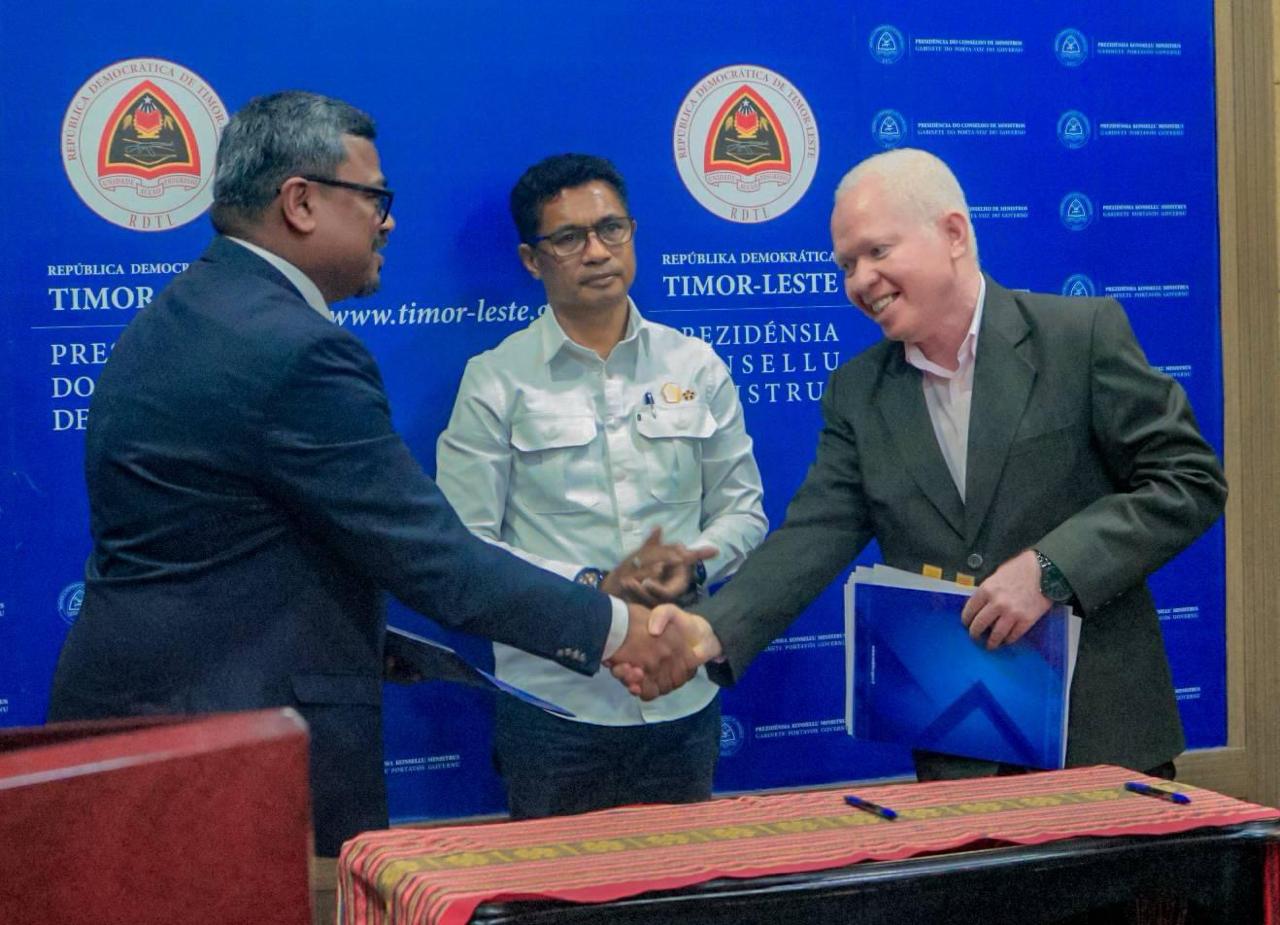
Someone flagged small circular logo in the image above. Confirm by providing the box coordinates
[1056,110,1092,149]
[58,582,85,626]
[869,25,906,65]
[1054,28,1089,67]
[1062,273,1097,297]
[61,58,228,232]
[673,64,820,224]
[1059,192,1095,231]
[719,714,746,757]
[871,109,908,149]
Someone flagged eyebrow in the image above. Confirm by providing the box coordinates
[543,213,627,234]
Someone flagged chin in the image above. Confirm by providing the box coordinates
[355,277,382,299]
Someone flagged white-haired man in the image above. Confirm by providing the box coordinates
[638,147,1225,781]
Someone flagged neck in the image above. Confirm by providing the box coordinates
[553,299,630,359]
[914,270,982,369]
[228,225,345,303]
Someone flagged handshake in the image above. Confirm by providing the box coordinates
[607,602,722,700]
[597,528,724,701]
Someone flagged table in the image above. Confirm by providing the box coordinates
[339,765,1280,925]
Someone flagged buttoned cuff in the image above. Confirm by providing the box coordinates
[601,596,630,660]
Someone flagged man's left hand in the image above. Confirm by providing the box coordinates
[961,550,1052,649]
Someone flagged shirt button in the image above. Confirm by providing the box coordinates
[966,553,984,570]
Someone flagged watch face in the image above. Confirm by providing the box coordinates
[1040,570,1071,603]
[574,568,603,589]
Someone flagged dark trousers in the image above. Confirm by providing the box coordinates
[912,749,1177,782]
[493,694,721,820]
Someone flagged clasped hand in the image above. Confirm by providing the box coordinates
[602,527,717,606]
[605,603,723,701]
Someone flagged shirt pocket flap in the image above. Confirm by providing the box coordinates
[635,402,716,440]
[510,412,597,452]
[291,673,381,706]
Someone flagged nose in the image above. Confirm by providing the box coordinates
[580,228,611,261]
[380,211,396,234]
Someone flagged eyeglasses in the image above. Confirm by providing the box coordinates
[301,175,395,222]
[531,216,635,258]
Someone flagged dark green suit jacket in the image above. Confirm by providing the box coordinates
[701,276,1226,772]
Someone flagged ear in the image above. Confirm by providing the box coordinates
[518,242,541,279]
[939,211,970,260]
[279,177,318,234]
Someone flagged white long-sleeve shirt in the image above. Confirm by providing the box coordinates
[437,301,767,725]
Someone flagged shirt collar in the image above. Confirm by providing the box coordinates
[225,236,333,322]
[536,297,648,364]
[904,274,987,378]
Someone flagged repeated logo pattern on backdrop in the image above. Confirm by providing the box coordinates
[1,3,1222,825]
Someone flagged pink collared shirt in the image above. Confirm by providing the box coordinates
[902,276,987,500]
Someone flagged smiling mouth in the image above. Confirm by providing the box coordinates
[868,293,897,315]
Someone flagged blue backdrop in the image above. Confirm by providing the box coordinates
[0,2,1223,824]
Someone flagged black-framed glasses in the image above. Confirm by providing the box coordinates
[531,216,635,258]
[301,175,395,222]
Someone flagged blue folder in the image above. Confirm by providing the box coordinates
[385,625,575,718]
[847,579,1075,768]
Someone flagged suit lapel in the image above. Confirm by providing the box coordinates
[964,277,1036,545]
[877,352,965,537]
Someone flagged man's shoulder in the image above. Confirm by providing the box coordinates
[466,319,544,370]
[831,336,898,387]
[640,315,724,366]
[153,248,366,381]
[990,277,1119,329]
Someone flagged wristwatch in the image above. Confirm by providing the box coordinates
[573,567,607,590]
[1033,550,1074,604]
[676,561,708,607]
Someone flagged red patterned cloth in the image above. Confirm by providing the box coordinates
[338,764,1280,925]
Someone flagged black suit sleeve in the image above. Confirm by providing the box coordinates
[1035,299,1226,612]
[257,327,612,674]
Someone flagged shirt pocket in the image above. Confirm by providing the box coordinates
[510,411,599,514]
[634,401,716,503]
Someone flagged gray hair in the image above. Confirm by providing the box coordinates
[834,148,979,263]
[210,90,376,234]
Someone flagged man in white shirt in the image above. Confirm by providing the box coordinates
[437,153,767,818]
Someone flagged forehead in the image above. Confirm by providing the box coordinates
[538,180,624,229]
[337,134,383,181]
[831,179,916,249]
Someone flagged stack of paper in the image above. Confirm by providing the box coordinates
[844,565,1080,768]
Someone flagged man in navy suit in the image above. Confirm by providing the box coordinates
[47,91,697,856]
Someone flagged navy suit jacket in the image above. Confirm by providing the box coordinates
[49,236,612,854]
[702,277,1226,773]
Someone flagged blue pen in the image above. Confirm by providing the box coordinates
[1124,781,1191,805]
[643,391,656,417]
[844,794,898,820]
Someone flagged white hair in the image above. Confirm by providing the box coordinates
[834,148,979,263]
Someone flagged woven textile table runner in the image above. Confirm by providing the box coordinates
[339,764,1280,925]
